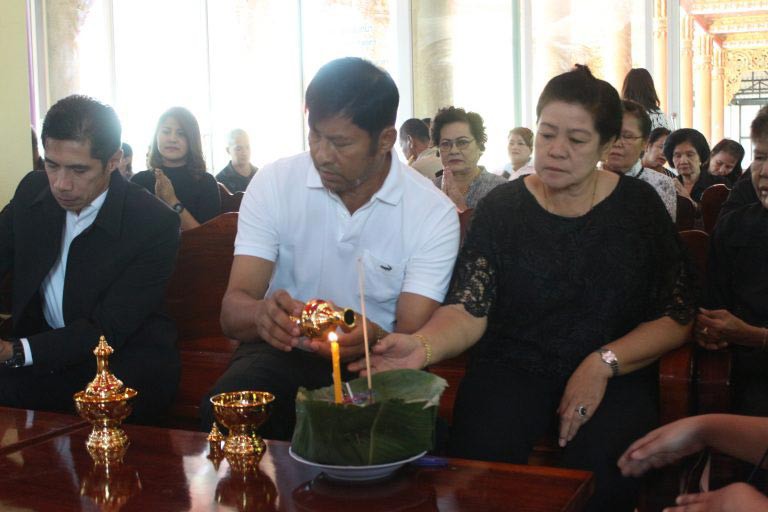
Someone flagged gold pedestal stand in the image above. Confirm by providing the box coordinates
[73,336,138,464]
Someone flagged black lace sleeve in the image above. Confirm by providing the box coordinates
[444,196,499,318]
[649,218,699,325]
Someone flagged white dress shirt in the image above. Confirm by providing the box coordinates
[20,189,109,365]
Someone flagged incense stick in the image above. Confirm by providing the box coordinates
[357,258,373,395]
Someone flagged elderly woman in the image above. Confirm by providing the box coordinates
[708,138,745,188]
[132,107,221,230]
[431,107,507,211]
[352,66,695,511]
[603,100,677,220]
[641,127,675,178]
[502,127,535,181]
[697,110,768,417]
[663,128,727,204]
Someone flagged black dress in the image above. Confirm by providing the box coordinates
[446,175,696,512]
[707,203,768,417]
[132,165,221,224]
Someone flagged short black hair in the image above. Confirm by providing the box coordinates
[41,95,121,167]
[399,118,430,142]
[663,128,710,168]
[648,127,671,146]
[431,107,487,152]
[536,65,622,146]
[622,99,652,139]
[305,57,399,138]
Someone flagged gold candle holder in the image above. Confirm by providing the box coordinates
[73,336,138,463]
[210,391,275,471]
[290,299,356,339]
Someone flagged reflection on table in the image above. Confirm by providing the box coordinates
[0,407,593,511]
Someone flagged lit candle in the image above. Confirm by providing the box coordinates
[329,332,343,404]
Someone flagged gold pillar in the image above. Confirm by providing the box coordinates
[711,45,725,143]
[652,0,668,112]
[680,14,694,129]
[694,32,712,143]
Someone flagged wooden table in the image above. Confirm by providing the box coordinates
[0,407,593,511]
[0,407,86,455]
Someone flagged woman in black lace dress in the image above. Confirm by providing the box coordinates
[353,66,696,512]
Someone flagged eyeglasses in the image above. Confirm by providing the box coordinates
[439,138,474,152]
[619,132,644,143]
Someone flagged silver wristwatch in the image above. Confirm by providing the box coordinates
[597,348,619,377]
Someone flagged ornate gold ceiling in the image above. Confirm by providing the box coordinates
[681,0,768,102]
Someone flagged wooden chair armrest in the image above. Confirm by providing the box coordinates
[694,345,732,414]
[659,342,694,425]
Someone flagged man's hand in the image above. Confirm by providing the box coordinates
[307,312,383,361]
[0,339,11,362]
[253,289,304,352]
[347,333,426,375]
[664,483,768,512]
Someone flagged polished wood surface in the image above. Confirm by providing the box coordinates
[0,407,593,511]
[0,407,86,455]
[164,212,239,425]
[700,184,729,235]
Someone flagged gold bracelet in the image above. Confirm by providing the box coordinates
[414,334,432,368]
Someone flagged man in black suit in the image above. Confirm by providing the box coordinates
[0,95,181,421]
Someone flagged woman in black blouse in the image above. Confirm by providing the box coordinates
[664,128,728,204]
[353,66,695,512]
[132,107,220,230]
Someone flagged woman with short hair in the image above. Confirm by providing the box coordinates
[354,65,695,512]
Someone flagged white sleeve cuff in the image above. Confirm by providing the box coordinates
[20,338,33,367]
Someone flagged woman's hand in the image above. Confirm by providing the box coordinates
[557,354,610,447]
[696,308,752,350]
[442,169,468,212]
[154,169,178,205]
[664,482,768,512]
[674,179,692,200]
[618,416,706,477]
[347,333,426,375]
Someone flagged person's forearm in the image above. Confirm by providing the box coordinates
[178,209,201,231]
[414,304,486,364]
[699,414,768,467]
[604,316,692,375]
[736,323,768,349]
[220,289,264,342]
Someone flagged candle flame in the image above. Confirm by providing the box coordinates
[328,331,338,342]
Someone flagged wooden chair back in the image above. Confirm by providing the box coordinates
[700,184,730,234]
[164,212,239,425]
[218,182,244,213]
[676,195,696,231]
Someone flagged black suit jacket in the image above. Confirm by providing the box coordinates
[0,170,181,381]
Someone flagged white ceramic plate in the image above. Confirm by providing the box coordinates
[288,448,427,482]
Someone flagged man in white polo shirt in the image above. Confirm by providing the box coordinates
[202,57,459,439]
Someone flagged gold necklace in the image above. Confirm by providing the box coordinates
[542,171,599,216]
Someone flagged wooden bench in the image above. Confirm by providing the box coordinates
[218,182,244,213]
[700,184,730,235]
[163,212,239,429]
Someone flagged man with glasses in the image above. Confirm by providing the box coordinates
[201,57,459,439]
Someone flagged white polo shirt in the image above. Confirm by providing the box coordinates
[235,151,459,332]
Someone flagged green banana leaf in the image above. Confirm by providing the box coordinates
[291,369,447,466]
